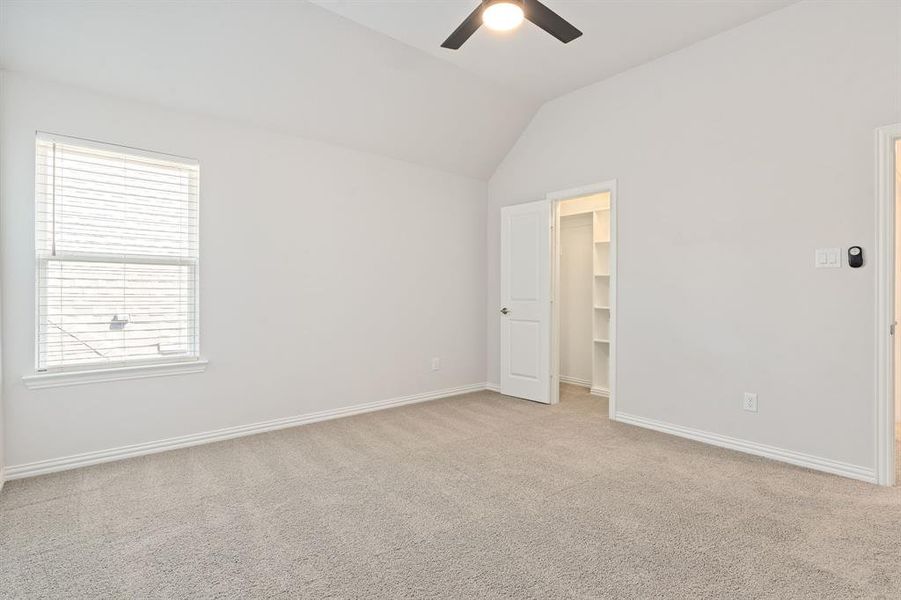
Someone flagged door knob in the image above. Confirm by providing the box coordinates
[500,307,510,315]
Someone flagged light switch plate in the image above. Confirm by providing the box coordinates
[815,248,841,268]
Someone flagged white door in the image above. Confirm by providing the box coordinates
[500,200,551,403]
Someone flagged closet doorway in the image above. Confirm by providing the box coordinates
[497,180,616,411]
[550,184,616,411]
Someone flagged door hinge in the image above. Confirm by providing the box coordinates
[892,321,897,336]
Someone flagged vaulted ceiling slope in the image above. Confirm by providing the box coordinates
[312,0,795,102]
[0,0,537,180]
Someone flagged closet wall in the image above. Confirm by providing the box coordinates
[559,213,593,384]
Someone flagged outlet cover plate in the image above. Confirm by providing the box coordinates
[743,392,758,412]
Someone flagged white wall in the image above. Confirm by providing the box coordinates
[559,214,593,383]
[487,1,901,472]
[1,72,487,469]
[0,0,537,180]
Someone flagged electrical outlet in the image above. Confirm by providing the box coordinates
[743,392,758,412]
[431,357,440,371]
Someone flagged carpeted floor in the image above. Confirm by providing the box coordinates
[2,384,901,599]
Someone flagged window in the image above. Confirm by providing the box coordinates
[34,133,200,373]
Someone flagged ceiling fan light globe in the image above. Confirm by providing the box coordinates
[482,2,524,32]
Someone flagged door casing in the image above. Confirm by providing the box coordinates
[548,181,617,413]
[875,124,901,486]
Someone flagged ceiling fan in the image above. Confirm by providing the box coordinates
[441,0,582,50]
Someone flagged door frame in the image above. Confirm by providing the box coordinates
[875,123,901,486]
[548,180,617,417]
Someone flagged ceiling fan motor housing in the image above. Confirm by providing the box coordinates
[483,0,523,7]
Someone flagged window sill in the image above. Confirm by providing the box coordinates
[22,359,208,390]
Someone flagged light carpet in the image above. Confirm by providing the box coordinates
[2,384,901,599]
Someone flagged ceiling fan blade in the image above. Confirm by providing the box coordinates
[441,4,485,49]
[524,0,582,44]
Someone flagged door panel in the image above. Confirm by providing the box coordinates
[509,213,540,300]
[500,200,550,403]
[509,320,539,377]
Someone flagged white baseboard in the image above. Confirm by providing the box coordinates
[559,375,591,387]
[486,381,604,398]
[614,412,876,484]
[4,382,490,481]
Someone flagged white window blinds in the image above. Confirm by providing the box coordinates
[35,133,200,372]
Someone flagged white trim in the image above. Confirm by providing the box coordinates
[559,375,591,387]
[875,123,901,485]
[551,196,562,405]
[608,182,617,418]
[546,182,613,203]
[615,412,876,484]
[36,130,199,165]
[22,359,209,390]
[486,382,501,392]
[3,382,489,480]
[40,253,198,267]
[547,180,617,415]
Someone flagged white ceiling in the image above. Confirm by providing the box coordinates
[312,0,796,102]
[0,0,537,179]
[1,1,796,180]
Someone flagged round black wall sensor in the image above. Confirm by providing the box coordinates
[848,246,863,268]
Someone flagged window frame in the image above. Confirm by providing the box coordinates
[27,132,204,386]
